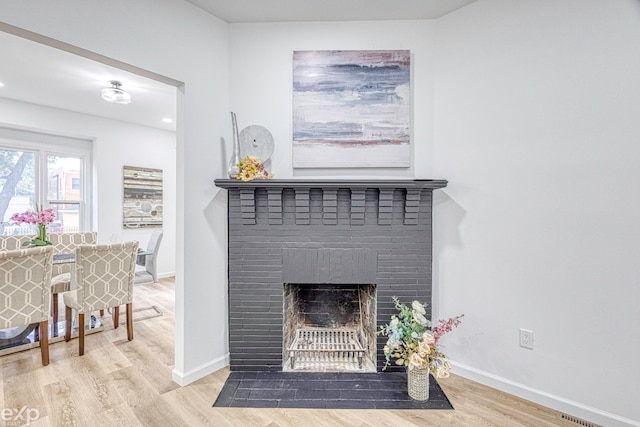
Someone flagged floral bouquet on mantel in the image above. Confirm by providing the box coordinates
[378,296,463,378]
[10,206,56,246]
[236,156,274,182]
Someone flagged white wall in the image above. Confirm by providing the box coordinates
[0,98,176,277]
[1,0,231,385]
[229,20,436,178]
[434,0,640,425]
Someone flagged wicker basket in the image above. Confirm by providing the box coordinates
[407,365,430,401]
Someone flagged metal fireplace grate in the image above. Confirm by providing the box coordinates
[287,327,365,371]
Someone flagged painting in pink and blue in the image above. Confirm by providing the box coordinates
[293,50,411,168]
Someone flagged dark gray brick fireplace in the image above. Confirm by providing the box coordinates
[214,179,447,372]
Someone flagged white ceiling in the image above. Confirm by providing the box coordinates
[0,0,477,133]
[0,30,178,132]
[185,0,477,23]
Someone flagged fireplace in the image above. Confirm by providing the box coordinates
[214,179,447,372]
[283,282,377,372]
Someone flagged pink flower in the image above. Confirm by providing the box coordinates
[11,208,56,226]
[432,315,464,344]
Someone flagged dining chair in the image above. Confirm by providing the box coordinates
[49,232,97,326]
[0,235,34,250]
[63,241,138,355]
[134,229,163,285]
[0,246,53,365]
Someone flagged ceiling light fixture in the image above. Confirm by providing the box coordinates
[101,80,132,104]
[162,117,173,123]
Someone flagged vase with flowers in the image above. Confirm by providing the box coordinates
[236,156,274,182]
[378,297,463,401]
[10,206,56,246]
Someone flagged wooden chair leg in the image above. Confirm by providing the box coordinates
[52,293,59,325]
[39,320,49,366]
[78,313,85,356]
[126,303,134,341]
[65,306,72,342]
[100,309,104,317]
[113,306,120,329]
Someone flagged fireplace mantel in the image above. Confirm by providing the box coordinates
[215,178,447,227]
[214,178,448,190]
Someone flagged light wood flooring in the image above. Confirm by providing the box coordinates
[0,277,576,427]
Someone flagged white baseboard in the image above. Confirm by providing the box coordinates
[450,361,639,427]
[172,353,229,386]
[158,272,175,279]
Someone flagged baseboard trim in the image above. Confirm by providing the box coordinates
[450,361,639,427]
[172,353,229,386]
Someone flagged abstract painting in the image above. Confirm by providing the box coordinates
[293,50,411,168]
[123,166,163,228]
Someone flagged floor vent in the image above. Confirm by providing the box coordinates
[561,413,601,427]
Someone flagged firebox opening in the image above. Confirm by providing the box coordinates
[283,283,377,372]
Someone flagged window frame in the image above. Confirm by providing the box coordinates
[0,129,93,233]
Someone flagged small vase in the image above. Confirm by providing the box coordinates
[37,223,47,242]
[407,365,430,401]
[227,112,241,178]
[25,223,52,247]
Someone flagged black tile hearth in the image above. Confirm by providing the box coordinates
[213,371,454,410]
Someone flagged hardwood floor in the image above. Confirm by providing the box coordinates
[0,278,575,427]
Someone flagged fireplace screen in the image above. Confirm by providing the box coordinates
[283,283,376,372]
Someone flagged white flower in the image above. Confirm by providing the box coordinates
[436,366,450,378]
[422,332,435,345]
[409,352,426,369]
[414,311,428,325]
[417,341,431,354]
[412,300,426,315]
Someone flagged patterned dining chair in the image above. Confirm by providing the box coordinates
[63,241,138,355]
[49,232,97,325]
[0,246,53,365]
[0,235,34,250]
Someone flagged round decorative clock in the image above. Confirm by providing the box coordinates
[238,125,274,161]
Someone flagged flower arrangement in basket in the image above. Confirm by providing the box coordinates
[236,156,274,182]
[10,206,56,246]
[378,297,463,379]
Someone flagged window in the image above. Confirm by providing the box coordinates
[0,128,91,235]
[0,149,36,235]
[47,155,83,233]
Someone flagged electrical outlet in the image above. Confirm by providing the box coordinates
[519,329,534,349]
